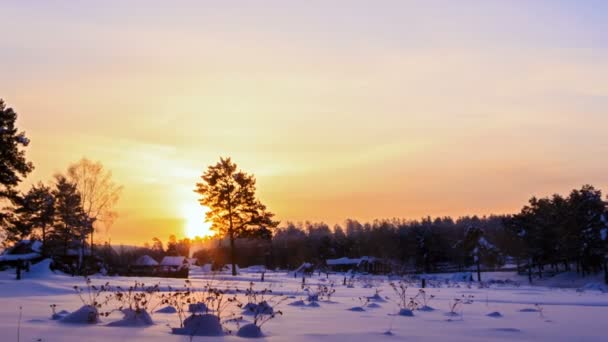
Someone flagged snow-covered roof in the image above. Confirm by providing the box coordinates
[160,256,186,266]
[478,237,497,250]
[293,262,313,274]
[31,240,43,253]
[0,252,41,261]
[327,256,378,266]
[134,255,158,266]
[327,257,361,266]
[1,240,43,260]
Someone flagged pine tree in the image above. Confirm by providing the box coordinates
[567,185,605,276]
[51,176,92,258]
[0,100,34,199]
[166,235,179,256]
[20,183,55,254]
[2,206,32,245]
[195,157,278,276]
[463,225,499,282]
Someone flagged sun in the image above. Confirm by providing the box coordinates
[182,203,214,239]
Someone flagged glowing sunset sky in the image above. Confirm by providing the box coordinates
[1,1,607,244]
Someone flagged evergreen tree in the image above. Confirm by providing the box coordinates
[1,207,32,244]
[166,234,179,256]
[195,157,278,276]
[20,183,55,253]
[463,225,499,281]
[51,176,92,258]
[566,185,605,275]
[0,99,34,199]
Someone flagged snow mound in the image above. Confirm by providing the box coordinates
[107,309,154,327]
[577,282,608,293]
[367,303,382,309]
[418,305,435,312]
[451,272,472,282]
[307,302,320,308]
[237,323,264,338]
[172,314,223,336]
[52,310,70,320]
[188,302,208,313]
[487,311,503,318]
[241,265,266,273]
[288,300,306,307]
[242,301,273,316]
[398,308,414,317]
[28,259,55,278]
[493,328,522,333]
[519,308,539,313]
[60,305,99,324]
[348,306,365,312]
[367,293,386,302]
[156,306,177,314]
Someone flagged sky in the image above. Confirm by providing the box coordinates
[1,1,607,245]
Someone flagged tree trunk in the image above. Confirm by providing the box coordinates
[604,259,608,285]
[41,225,46,256]
[230,232,237,276]
[528,258,533,284]
[476,260,481,282]
[79,238,84,273]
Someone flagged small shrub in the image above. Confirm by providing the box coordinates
[73,277,112,313]
[389,280,409,310]
[238,282,286,328]
[160,281,193,328]
[535,303,545,319]
[345,276,356,288]
[413,289,435,310]
[303,282,336,303]
[447,298,462,316]
[112,281,162,316]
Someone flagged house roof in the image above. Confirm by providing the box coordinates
[327,257,360,266]
[160,256,186,266]
[0,252,41,261]
[326,256,378,266]
[0,240,43,261]
[134,255,159,266]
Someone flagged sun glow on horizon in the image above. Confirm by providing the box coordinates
[183,203,214,239]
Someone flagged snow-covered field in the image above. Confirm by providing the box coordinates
[1,261,607,341]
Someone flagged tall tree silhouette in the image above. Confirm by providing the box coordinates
[195,157,278,276]
[52,175,92,260]
[0,99,33,200]
[14,183,55,253]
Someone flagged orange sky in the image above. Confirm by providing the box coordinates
[1,1,607,245]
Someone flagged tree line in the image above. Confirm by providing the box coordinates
[0,99,122,273]
[136,184,607,285]
[190,157,608,283]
